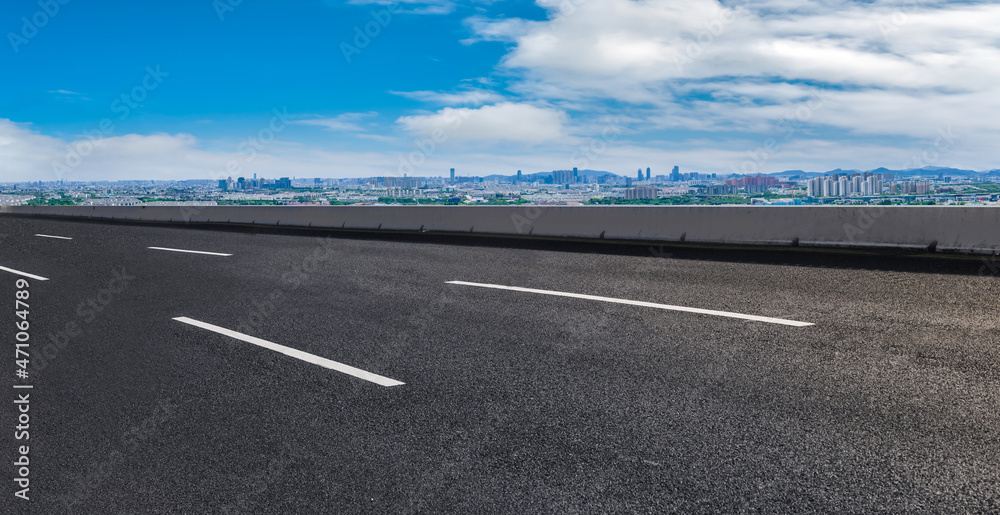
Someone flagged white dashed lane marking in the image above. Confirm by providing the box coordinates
[447,281,813,327]
[148,247,232,257]
[0,266,49,281]
[173,317,405,387]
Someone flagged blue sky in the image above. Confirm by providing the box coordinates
[1,0,998,181]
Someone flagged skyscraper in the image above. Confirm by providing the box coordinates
[517,170,522,183]
[646,167,651,181]
[637,168,643,181]
[552,169,575,184]
[671,166,681,181]
[450,168,455,184]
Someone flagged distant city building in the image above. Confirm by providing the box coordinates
[552,169,576,184]
[450,168,455,184]
[637,168,643,181]
[670,165,681,181]
[646,167,651,181]
[702,185,738,195]
[516,170,522,183]
[381,176,423,188]
[808,174,883,197]
[625,185,658,200]
[725,174,779,189]
[899,180,931,195]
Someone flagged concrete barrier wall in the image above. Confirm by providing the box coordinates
[3,205,999,254]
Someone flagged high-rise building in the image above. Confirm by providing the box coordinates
[450,168,455,184]
[646,167,651,181]
[670,166,681,181]
[573,167,579,182]
[724,175,779,188]
[807,177,820,197]
[637,168,643,181]
[625,185,658,200]
[516,170,522,183]
[552,169,575,184]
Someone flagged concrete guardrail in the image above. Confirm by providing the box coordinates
[2,205,998,254]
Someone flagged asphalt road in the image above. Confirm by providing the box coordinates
[2,216,1000,514]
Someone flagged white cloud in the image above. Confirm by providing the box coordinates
[0,119,400,182]
[390,88,505,106]
[0,116,991,184]
[466,0,1000,163]
[291,112,379,132]
[345,0,456,15]
[396,102,571,143]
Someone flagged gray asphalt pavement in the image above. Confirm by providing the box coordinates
[2,216,1000,513]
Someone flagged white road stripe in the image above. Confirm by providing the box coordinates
[0,266,49,281]
[148,246,232,256]
[447,281,813,327]
[34,234,73,240]
[172,317,405,387]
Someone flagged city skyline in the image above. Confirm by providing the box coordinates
[2,1,999,183]
[3,162,996,186]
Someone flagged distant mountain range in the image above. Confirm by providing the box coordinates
[769,166,1000,179]
[482,169,621,181]
[483,166,1000,181]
